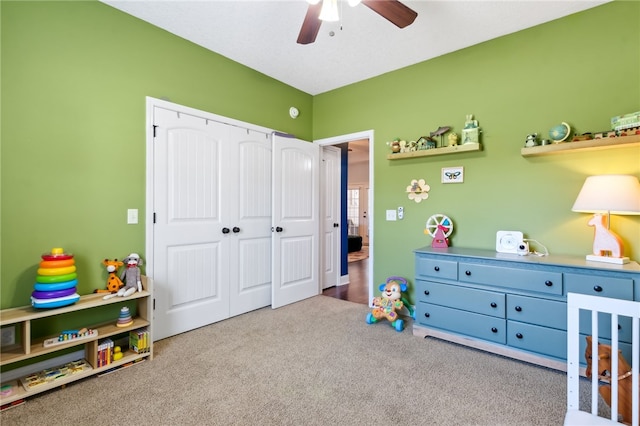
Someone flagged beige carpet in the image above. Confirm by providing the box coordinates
[1,295,600,425]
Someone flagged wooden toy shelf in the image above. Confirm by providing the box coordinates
[0,276,153,406]
[521,134,640,157]
[387,143,481,160]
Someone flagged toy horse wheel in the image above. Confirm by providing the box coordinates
[394,319,404,332]
[425,214,453,238]
[366,313,376,324]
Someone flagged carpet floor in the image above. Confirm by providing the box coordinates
[1,295,602,425]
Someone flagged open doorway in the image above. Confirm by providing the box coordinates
[316,131,373,305]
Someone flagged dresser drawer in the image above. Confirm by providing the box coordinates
[416,256,457,281]
[578,311,633,343]
[416,302,506,344]
[458,263,562,295]
[565,273,633,300]
[417,280,505,318]
[507,321,566,360]
[507,295,566,330]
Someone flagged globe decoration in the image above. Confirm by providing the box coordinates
[549,122,571,143]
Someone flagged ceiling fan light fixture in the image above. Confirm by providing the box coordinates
[319,0,339,22]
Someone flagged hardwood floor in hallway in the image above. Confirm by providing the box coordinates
[322,255,369,305]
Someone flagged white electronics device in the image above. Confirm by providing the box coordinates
[496,230,524,254]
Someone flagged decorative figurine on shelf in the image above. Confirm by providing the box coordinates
[524,133,538,147]
[103,253,143,299]
[462,114,481,144]
[388,139,401,153]
[430,126,451,147]
[448,132,459,147]
[366,276,410,332]
[95,259,124,294]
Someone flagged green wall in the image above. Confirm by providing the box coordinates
[1,1,639,312]
[313,1,640,293]
[0,1,312,309]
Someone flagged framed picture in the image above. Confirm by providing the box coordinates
[441,166,464,184]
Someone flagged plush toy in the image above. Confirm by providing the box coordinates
[95,259,124,294]
[366,276,411,332]
[103,253,143,299]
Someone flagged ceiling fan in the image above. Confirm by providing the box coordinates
[297,0,418,45]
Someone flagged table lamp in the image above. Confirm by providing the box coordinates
[571,175,640,264]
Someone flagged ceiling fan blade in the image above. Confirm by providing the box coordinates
[362,0,418,28]
[297,3,323,45]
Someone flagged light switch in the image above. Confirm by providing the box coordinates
[386,210,397,221]
[127,209,138,224]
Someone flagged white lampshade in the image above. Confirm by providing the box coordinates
[572,175,640,215]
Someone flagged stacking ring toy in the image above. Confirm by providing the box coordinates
[32,287,77,299]
[31,293,80,309]
[34,279,78,292]
[39,258,75,268]
[41,253,73,261]
[36,272,77,284]
[37,265,76,276]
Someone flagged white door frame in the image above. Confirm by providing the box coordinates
[314,130,374,304]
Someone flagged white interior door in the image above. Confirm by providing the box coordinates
[228,126,272,317]
[152,106,231,340]
[321,146,341,290]
[272,134,320,309]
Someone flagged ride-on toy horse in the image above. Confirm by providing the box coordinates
[585,336,638,425]
[366,276,413,332]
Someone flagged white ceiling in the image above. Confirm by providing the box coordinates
[101,0,610,95]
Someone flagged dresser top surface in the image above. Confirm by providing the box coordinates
[414,246,640,273]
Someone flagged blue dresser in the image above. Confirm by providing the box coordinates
[413,246,640,371]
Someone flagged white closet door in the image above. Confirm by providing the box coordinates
[272,134,320,309]
[152,107,231,340]
[228,126,272,316]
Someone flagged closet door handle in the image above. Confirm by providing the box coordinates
[232,227,240,233]
[333,223,339,228]
[275,227,283,233]
[222,227,230,234]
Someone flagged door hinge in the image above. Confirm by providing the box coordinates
[153,125,158,138]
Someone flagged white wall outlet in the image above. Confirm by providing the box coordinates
[127,209,138,224]
[397,206,404,220]
[1,326,16,346]
[386,210,397,221]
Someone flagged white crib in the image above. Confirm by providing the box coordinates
[565,292,640,425]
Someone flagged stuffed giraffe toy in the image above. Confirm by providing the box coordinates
[95,259,124,294]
